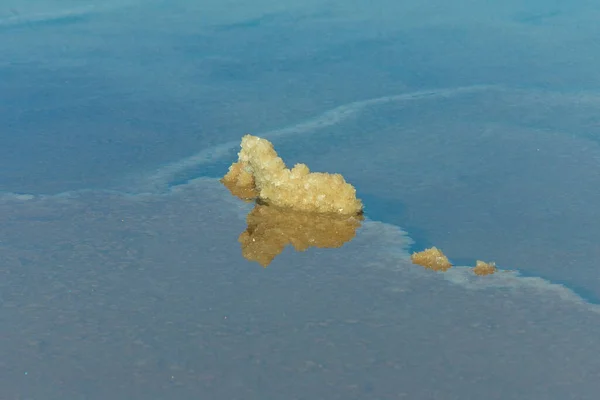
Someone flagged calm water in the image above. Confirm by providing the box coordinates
[2,1,600,399]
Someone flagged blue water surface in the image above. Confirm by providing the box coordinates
[2,1,600,399]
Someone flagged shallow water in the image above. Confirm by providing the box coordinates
[3,180,600,399]
[2,1,600,398]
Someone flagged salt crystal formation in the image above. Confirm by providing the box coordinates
[473,260,497,276]
[222,135,363,215]
[411,246,453,272]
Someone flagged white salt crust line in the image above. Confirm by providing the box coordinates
[1,181,599,313]
[138,84,500,192]
[341,220,600,314]
[442,267,600,314]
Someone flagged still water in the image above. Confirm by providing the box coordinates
[2,1,600,398]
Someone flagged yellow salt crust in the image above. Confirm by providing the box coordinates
[222,134,363,215]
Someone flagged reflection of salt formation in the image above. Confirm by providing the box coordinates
[239,204,363,267]
[411,246,453,272]
[473,260,497,276]
[222,135,363,215]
